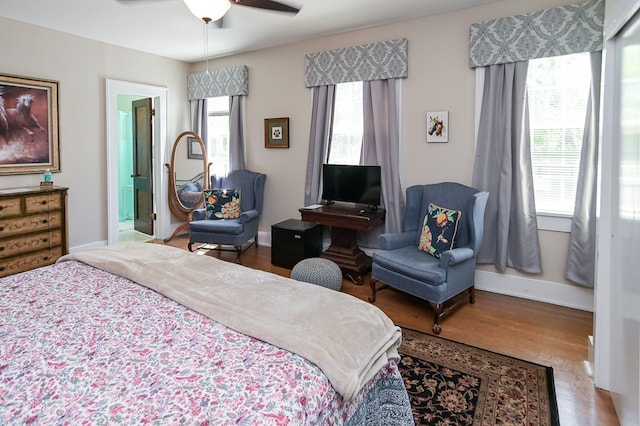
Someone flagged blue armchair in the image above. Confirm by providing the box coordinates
[188,169,266,262]
[369,182,489,334]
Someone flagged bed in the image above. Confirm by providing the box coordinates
[0,243,413,425]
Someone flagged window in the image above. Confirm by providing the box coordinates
[207,96,230,176]
[527,53,591,217]
[328,82,363,165]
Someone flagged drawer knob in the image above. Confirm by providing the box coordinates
[43,256,49,261]
[0,206,3,211]
[42,219,48,224]
[43,238,48,243]
[41,200,48,205]
[0,246,4,251]
[0,267,4,272]
[0,226,4,232]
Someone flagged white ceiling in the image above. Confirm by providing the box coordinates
[0,0,500,63]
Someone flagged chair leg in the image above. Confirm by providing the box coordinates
[235,245,242,262]
[430,286,476,334]
[431,303,443,335]
[188,242,194,252]
[368,279,390,303]
[368,278,378,303]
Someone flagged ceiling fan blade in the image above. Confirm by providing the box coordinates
[231,0,300,14]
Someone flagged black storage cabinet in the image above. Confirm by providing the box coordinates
[271,219,322,269]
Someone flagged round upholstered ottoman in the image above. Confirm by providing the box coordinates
[291,258,343,291]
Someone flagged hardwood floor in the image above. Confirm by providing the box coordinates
[160,236,619,426]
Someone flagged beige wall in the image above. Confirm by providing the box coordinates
[0,17,190,248]
[194,0,584,289]
[0,0,588,297]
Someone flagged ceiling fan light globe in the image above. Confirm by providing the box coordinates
[182,0,230,21]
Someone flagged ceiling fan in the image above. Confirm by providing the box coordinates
[118,0,300,22]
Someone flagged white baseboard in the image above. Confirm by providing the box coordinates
[79,232,594,313]
[70,240,107,253]
[258,230,270,247]
[586,335,595,378]
[263,230,594,312]
[475,269,594,312]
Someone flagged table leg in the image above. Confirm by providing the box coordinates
[320,226,371,285]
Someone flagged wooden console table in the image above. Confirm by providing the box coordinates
[299,204,385,284]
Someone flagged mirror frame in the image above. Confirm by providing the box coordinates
[164,131,210,242]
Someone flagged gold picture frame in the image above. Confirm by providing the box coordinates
[0,74,60,174]
[264,117,289,148]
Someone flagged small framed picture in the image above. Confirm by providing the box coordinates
[426,111,449,143]
[187,136,203,159]
[264,117,289,148]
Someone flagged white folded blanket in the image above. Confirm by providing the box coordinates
[58,243,401,401]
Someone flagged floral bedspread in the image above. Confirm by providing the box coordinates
[0,260,412,425]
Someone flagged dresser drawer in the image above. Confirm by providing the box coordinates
[0,246,64,278]
[0,197,22,218]
[0,211,63,238]
[0,229,62,259]
[24,193,62,213]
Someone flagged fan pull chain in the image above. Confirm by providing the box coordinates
[202,17,211,73]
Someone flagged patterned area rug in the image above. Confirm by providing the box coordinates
[398,328,560,425]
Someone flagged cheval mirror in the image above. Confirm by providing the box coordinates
[164,131,210,242]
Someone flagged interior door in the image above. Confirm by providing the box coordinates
[610,10,640,424]
[132,98,154,236]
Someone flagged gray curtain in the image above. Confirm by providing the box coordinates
[304,85,335,206]
[190,99,208,145]
[565,52,602,287]
[472,61,543,273]
[229,95,246,171]
[361,78,404,235]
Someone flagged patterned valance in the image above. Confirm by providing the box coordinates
[469,0,604,68]
[187,65,248,100]
[305,38,408,87]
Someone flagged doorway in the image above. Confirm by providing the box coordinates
[106,80,169,246]
[116,94,146,241]
[131,97,154,237]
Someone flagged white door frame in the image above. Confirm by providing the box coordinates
[105,79,170,245]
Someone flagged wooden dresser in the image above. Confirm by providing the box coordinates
[0,186,69,278]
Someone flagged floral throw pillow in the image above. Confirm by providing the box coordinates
[418,203,461,258]
[203,188,241,220]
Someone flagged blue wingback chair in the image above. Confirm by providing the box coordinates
[188,169,266,262]
[369,182,489,334]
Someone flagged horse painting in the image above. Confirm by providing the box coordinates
[0,87,8,143]
[0,89,50,165]
[428,115,444,137]
[6,94,45,141]
[0,77,57,169]
[426,112,448,143]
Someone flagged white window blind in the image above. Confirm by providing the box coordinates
[528,53,591,216]
[207,96,230,176]
[328,82,363,165]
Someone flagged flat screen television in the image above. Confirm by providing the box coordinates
[321,164,381,207]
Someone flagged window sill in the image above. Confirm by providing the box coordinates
[537,214,572,233]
